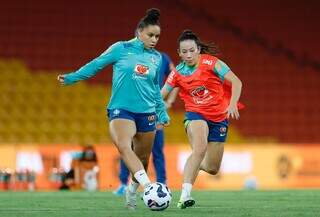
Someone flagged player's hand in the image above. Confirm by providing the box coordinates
[226,103,240,120]
[156,121,170,130]
[156,109,170,127]
[57,74,66,84]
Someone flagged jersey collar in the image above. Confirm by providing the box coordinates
[131,37,144,51]
[132,37,155,52]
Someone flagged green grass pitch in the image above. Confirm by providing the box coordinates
[0,190,319,217]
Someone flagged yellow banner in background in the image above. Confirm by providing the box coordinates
[0,144,320,190]
[194,144,320,189]
[0,145,16,169]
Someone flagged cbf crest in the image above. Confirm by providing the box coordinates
[150,56,157,64]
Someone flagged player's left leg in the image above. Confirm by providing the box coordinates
[152,129,166,184]
[177,119,208,209]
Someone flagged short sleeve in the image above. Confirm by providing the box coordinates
[213,59,231,80]
[165,70,178,88]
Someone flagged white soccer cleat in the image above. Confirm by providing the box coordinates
[125,187,137,210]
[177,196,195,209]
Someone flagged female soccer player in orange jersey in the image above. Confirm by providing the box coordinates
[162,30,243,209]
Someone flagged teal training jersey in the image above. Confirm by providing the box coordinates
[64,38,167,114]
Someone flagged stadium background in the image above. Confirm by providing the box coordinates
[1,0,320,191]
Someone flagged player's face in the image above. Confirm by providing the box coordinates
[178,40,200,66]
[138,25,161,49]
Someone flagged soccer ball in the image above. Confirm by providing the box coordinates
[142,182,172,211]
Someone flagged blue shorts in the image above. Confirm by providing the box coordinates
[184,112,228,142]
[107,109,156,132]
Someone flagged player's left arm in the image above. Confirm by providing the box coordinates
[214,60,242,119]
[224,71,242,119]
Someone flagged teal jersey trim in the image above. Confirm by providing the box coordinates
[213,59,230,81]
[164,83,173,92]
[175,59,230,81]
[175,62,197,76]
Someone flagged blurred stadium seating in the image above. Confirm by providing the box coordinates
[0,0,319,143]
[0,59,110,144]
[0,59,245,144]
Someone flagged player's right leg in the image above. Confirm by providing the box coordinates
[109,118,142,175]
[108,110,146,210]
[109,110,156,209]
[177,118,209,209]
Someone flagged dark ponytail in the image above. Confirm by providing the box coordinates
[178,30,220,56]
[137,8,161,29]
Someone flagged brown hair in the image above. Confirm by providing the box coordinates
[178,29,220,56]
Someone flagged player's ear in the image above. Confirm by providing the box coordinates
[136,28,142,37]
[177,49,182,58]
[197,45,201,54]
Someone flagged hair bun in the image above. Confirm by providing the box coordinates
[182,29,195,36]
[146,8,160,20]
[137,8,161,29]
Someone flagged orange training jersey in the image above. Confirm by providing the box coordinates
[166,54,235,122]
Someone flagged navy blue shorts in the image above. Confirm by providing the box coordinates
[184,112,228,142]
[107,109,156,132]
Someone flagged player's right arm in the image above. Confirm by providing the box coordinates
[165,87,179,108]
[161,84,173,99]
[57,42,123,85]
[161,69,177,99]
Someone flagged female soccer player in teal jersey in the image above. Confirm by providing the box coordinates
[57,8,169,210]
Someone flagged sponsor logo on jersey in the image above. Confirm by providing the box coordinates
[134,64,149,75]
[191,86,208,97]
[167,71,175,83]
[190,85,213,104]
[202,59,213,66]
